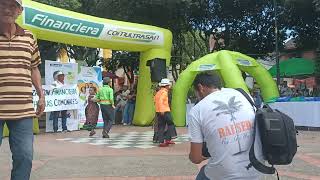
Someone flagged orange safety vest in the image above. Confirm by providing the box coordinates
[154,88,170,113]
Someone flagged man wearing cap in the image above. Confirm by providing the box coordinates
[95,77,115,138]
[51,71,69,133]
[154,78,176,147]
[0,0,45,179]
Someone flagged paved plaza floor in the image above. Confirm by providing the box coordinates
[1,126,320,180]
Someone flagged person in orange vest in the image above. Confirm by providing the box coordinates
[154,78,176,147]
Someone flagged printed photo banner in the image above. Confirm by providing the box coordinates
[77,66,103,128]
[33,85,79,112]
[44,61,79,132]
[45,60,78,85]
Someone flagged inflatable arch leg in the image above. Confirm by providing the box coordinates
[133,49,171,126]
[17,0,173,127]
[172,50,279,127]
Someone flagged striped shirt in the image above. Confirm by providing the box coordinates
[0,24,41,120]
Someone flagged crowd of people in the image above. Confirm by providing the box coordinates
[280,81,317,97]
[81,77,137,137]
[82,76,177,148]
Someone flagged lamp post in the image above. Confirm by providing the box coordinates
[274,0,281,87]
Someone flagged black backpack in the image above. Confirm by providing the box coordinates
[236,88,298,179]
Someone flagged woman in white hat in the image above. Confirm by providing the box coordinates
[154,78,176,147]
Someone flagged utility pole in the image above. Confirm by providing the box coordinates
[274,0,281,87]
[193,36,196,60]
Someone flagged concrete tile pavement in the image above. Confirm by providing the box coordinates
[1,126,320,180]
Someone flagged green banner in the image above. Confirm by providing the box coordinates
[24,7,104,37]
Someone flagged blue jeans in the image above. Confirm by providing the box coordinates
[196,165,210,180]
[123,103,135,124]
[52,110,68,131]
[0,118,34,180]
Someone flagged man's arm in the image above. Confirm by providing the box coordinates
[188,113,206,164]
[189,143,207,164]
[109,88,115,107]
[31,67,45,116]
[95,89,101,102]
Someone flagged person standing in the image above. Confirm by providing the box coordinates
[114,90,125,124]
[121,85,130,125]
[0,0,45,179]
[51,70,69,133]
[95,77,115,138]
[188,72,262,180]
[154,78,176,147]
[123,89,136,125]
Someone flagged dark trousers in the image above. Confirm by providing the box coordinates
[52,110,67,131]
[196,166,210,180]
[157,112,176,143]
[100,104,114,134]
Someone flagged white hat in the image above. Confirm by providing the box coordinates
[53,71,64,79]
[159,78,171,87]
[15,0,22,6]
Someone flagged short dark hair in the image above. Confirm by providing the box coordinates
[193,72,222,90]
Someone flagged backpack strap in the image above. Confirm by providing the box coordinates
[235,88,257,109]
[247,114,276,174]
[235,88,276,175]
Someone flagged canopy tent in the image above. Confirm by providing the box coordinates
[269,58,315,77]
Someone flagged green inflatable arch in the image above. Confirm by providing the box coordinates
[171,50,280,127]
[5,0,172,136]
[18,0,172,127]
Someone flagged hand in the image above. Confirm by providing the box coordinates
[36,97,45,117]
[202,156,209,160]
[112,105,115,109]
[160,112,165,116]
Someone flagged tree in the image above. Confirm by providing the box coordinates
[188,0,288,57]
[105,51,139,84]
[284,0,320,49]
[34,0,81,10]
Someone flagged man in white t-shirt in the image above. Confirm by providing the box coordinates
[188,72,261,180]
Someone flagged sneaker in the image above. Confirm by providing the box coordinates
[89,131,96,137]
[159,143,169,147]
[102,134,110,138]
[165,140,175,145]
[123,123,127,126]
[63,130,71,133]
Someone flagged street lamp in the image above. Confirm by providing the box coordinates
[274,0,281,87]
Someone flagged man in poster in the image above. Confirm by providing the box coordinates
[51,71,70,132]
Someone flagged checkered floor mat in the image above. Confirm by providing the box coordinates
[56,131,190,149]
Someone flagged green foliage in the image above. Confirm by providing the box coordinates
[284,0,320,49]
[105,51,139,83]
[34,0,81,10]
[32,0,319,80]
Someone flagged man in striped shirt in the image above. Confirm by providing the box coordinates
[0,0,45,180]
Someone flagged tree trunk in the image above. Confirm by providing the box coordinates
[315,56,320,96]
[123,65,134,87]
[172,64,179,81]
